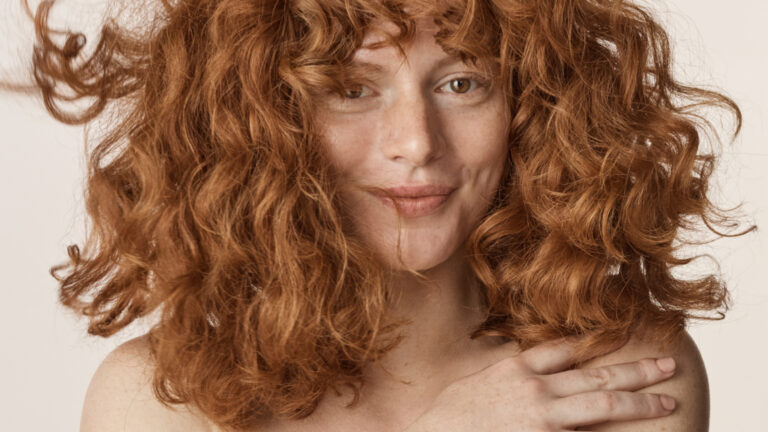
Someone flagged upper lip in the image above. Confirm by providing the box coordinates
[377,184,457,198]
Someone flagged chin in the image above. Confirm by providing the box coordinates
[378,236,463,273]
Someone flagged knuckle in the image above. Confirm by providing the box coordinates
[597,391,617,412]
[520,376,548,395]
[586,367,612,388]
[647,393,664,414]
[637,358,658,380]
[633,393,656,416]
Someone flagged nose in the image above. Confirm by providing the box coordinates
[381,92,445,166]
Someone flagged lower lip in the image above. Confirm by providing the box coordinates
[373,192,453,217]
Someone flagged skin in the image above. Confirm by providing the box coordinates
[578,330,709,431]
[80,16,709,432]
[80,331,707,431]
[312,15,513,398]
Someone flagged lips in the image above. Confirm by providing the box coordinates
[380,184,456,198]
[372,184,456,217]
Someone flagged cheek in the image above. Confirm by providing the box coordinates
[316,117,370,175]
[446,110,509,187]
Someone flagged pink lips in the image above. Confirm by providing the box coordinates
[372,185,456,217]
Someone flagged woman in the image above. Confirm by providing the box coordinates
[13,0,754,430]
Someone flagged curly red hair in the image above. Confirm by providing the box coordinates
[10,0,756,429]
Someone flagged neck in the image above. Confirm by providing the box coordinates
[298,249,509,432]
[368,246,502,388]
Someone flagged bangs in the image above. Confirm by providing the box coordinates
[287,0,503,98]
[23,0,753,429]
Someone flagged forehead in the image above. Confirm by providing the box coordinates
[337,10,499,80]
[359,16,440,49]
[349,24,460,77]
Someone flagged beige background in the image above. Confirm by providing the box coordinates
[1,0,765,430]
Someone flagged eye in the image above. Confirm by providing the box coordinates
[439,75,490,95]
[342,84,368,100]
[449,78,472,93]
[330,74,491,104]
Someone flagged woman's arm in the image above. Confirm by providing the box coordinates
[577,330,709,431]
[80,335,213,432]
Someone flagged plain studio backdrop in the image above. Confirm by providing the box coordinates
[1,1,765,430]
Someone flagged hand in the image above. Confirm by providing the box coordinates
[403,337,677,432]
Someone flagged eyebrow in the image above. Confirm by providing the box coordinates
[345,60,387,77]
[347,55,465,75]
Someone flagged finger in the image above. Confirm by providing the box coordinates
[545,357,676,397]
[549,390,676,428]
[514,337,582,374]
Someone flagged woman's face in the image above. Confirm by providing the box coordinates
[314,17,510,272]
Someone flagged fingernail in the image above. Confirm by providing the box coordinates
[660,395,676,411]
[656,357,676,373]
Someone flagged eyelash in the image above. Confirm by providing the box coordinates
[336,74,491,101]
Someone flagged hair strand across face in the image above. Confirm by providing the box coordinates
[6,0,756,429]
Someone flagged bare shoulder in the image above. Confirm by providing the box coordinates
[577,329,709,431]
[80,334,214,432]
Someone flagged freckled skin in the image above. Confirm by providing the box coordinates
[314,16,510,272]
[80,16,711,432]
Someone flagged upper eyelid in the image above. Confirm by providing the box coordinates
[437,74,490,94]
[340,74,490,99]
